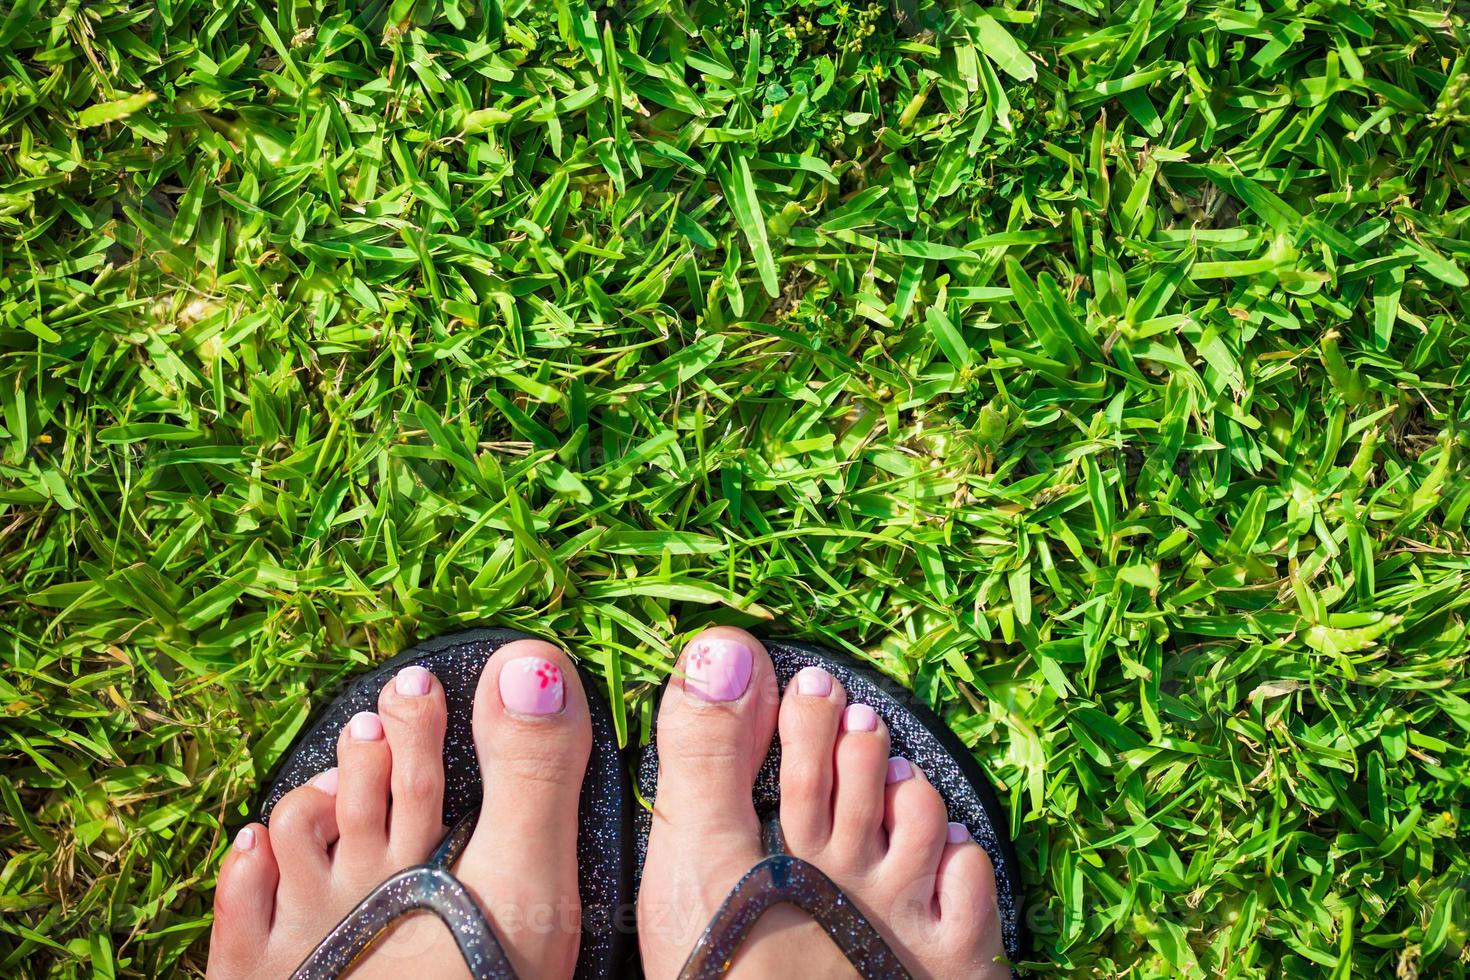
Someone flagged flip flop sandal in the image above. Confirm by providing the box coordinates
[634,638,1024,978]
[257,628,633,979]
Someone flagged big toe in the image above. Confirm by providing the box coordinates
[650,626,778,830]
[459,638,592,978]
[471,638,591,834]
[638,627,783,979]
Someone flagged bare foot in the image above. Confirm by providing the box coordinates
[637,627,1008,979]
[207,639,591,979]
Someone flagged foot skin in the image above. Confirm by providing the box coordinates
[207,639,591,980]
[638,627,1008,980]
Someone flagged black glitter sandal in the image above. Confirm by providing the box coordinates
[258,628,633,979]
[634,638,1024,977]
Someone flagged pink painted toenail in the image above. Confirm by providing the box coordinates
[947,821,970,844]
[349,711,384,741]
[795,665,833,697]
[310,767,339,796]
[395,665,432,697]
[683,636,754,702]
[843,703,878,732]
[886,757,913,784]
[499,657,565,715]
[235,827,256,851]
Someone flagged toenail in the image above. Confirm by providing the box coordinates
[349,711,384,741]
[395,665,432,697]
[843,703,878,732]
[499,656,565,715]
[886,757,913,783]
[235,827,256,851]
[947,821,970,844]
[683,636,754,702]
[310,767,339,796]
[795,665,833,697]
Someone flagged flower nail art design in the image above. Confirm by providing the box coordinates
[500,656,565,715]
[683,638,753,702]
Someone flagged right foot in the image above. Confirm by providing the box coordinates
[208,639,592,979]
[638,627,1008,979]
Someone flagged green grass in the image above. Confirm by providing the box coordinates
[2,0,1469,975]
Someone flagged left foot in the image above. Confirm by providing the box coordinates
[207,639,591,979]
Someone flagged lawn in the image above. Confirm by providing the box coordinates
[2,0,1469,976]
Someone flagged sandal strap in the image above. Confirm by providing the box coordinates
[430,808,479,868]
[677,819,911,979]
[290,815,516,980]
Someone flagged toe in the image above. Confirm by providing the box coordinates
[267,774,339,904]
[881,761,949,880]
[377,663,448,861]
[828,702,890,864]
[461,638,592,979]
[333,711,391,870]
[638,627,779,974]
[652,626,777,831]
[470,638,591,838]
[776,664,845,851]
[207,824,278,978]
[935,831,1007,973]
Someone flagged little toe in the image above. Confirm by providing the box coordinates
[207,824,278,979]
[935,830,1008,976]
[377,663,447,862]
[333,711,391,872]
[776,664,845,851]
[829,702,891,864]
